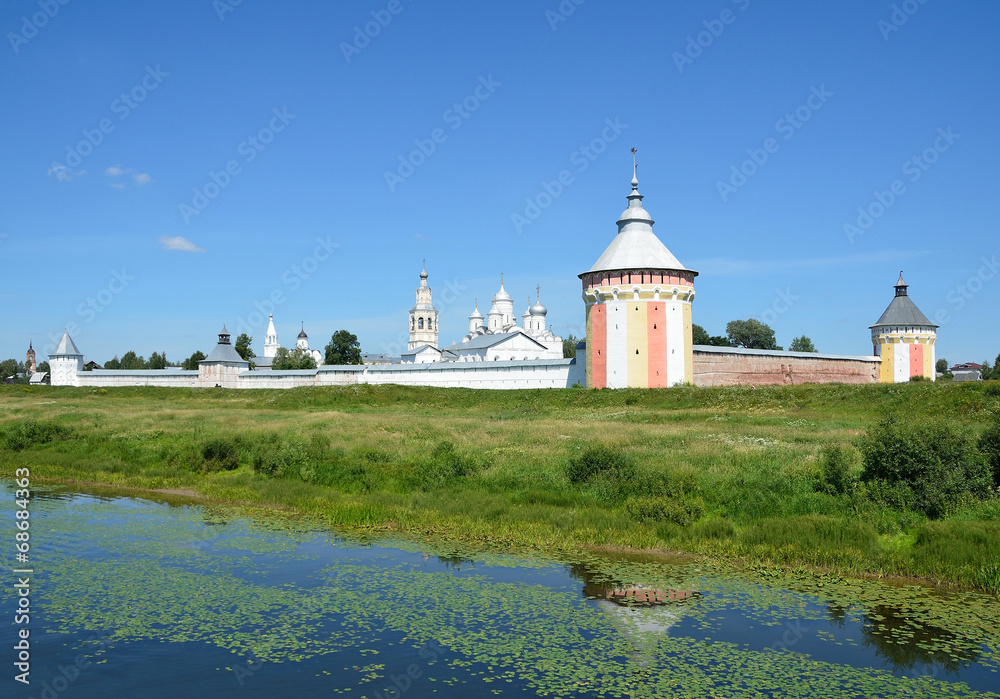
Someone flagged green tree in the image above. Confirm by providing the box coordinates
[726,319,779,350]
[119,351,146,370]
[692,323,732,346]
[0,358,19,380]
[235,333,256,362]
[148,352,167,370]
[562,333,579,359]
[182,351,206,370]
[692,324,710,345]
[104,356,121,370]
[936,358,949,374]
[36,361,50,374]
[272,347,318,370]
[789,335,817,353]
[981,359,992,381]
[324,330,362,365]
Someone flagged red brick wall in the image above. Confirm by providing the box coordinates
[692,349,879,387]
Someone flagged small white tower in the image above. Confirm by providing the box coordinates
[264,314,279,358]
[494,274,515,329]
[468,299,484,333]
[486,297,503,332]
[49,329,84,386]
[408,262,439,350]
[529,286,548,334]
[296,323,309,351]
[521,299,532,331]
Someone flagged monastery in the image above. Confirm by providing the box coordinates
[46,164,936,390]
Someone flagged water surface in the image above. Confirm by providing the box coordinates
[3,483,998,698]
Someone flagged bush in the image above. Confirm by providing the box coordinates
[251,434,311,478]
[859,416,992,519]
[201,438,240,472]
[818,445,857,495]
[979,413,1000,488]
[567,446,636,484]
[626,495,704,526]
[2,418,69,451]
[425,441,475,481]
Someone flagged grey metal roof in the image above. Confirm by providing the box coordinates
[87,369,199,376]
[363,358,575,372]
[51,330,82,356]
[581,180,697,277]
[401,344,441,357]
[201,341,249,365]
[693,345,879,362]
[870,294,936,328]
[451,332,546,351]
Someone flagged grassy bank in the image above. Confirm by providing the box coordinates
[2,381,999,592]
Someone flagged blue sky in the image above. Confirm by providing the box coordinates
[2,0,998,367]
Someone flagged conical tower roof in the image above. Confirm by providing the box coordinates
[870,272,937,328]
[581,170,697,277]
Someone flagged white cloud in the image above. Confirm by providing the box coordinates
[105,166,125,176]
[110,183,125,189]
[103,165,151,185]
[158,235,206,253]
[133,172,151,185]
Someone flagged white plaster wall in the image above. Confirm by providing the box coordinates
[666,301,684,386]
[894,342,910,383]
[606,302,627,389]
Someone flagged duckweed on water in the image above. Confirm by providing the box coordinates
[4,484,999,698]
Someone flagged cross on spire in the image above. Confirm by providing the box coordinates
[536,283,541,300]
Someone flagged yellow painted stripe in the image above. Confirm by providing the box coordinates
[627,302,648,388]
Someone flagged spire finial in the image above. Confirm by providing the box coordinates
[536,283,541,301]
[500,272,504,287]
[630,147,638,189]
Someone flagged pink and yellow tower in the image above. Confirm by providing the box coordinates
[579,168,698,388]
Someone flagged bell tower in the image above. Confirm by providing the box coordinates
[408,261,439,350]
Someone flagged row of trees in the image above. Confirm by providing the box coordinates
[560,321,815,358]
[694,319,817,353]
[0,359,50,382]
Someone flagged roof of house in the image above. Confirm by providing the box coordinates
[201,340,249,365]
[871,273,937,328]
[451,331,547,351]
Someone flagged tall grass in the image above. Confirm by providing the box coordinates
[1,381,998,590]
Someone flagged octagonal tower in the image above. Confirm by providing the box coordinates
[579,170,698,388]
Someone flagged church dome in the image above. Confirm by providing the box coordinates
[469,303,484,320]
[494,279,512,302]
[530,300,548,316]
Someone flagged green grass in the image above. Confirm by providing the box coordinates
[2,381,999,591]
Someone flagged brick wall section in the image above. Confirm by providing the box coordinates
[692,346,880,387]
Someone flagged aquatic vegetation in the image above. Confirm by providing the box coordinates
[4,484,1000,697]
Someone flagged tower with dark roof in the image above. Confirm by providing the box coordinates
[408,262,439,350]
[26,341,36,375]
[870,272,937,382]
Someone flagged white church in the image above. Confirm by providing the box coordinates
[400,265,563,364]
